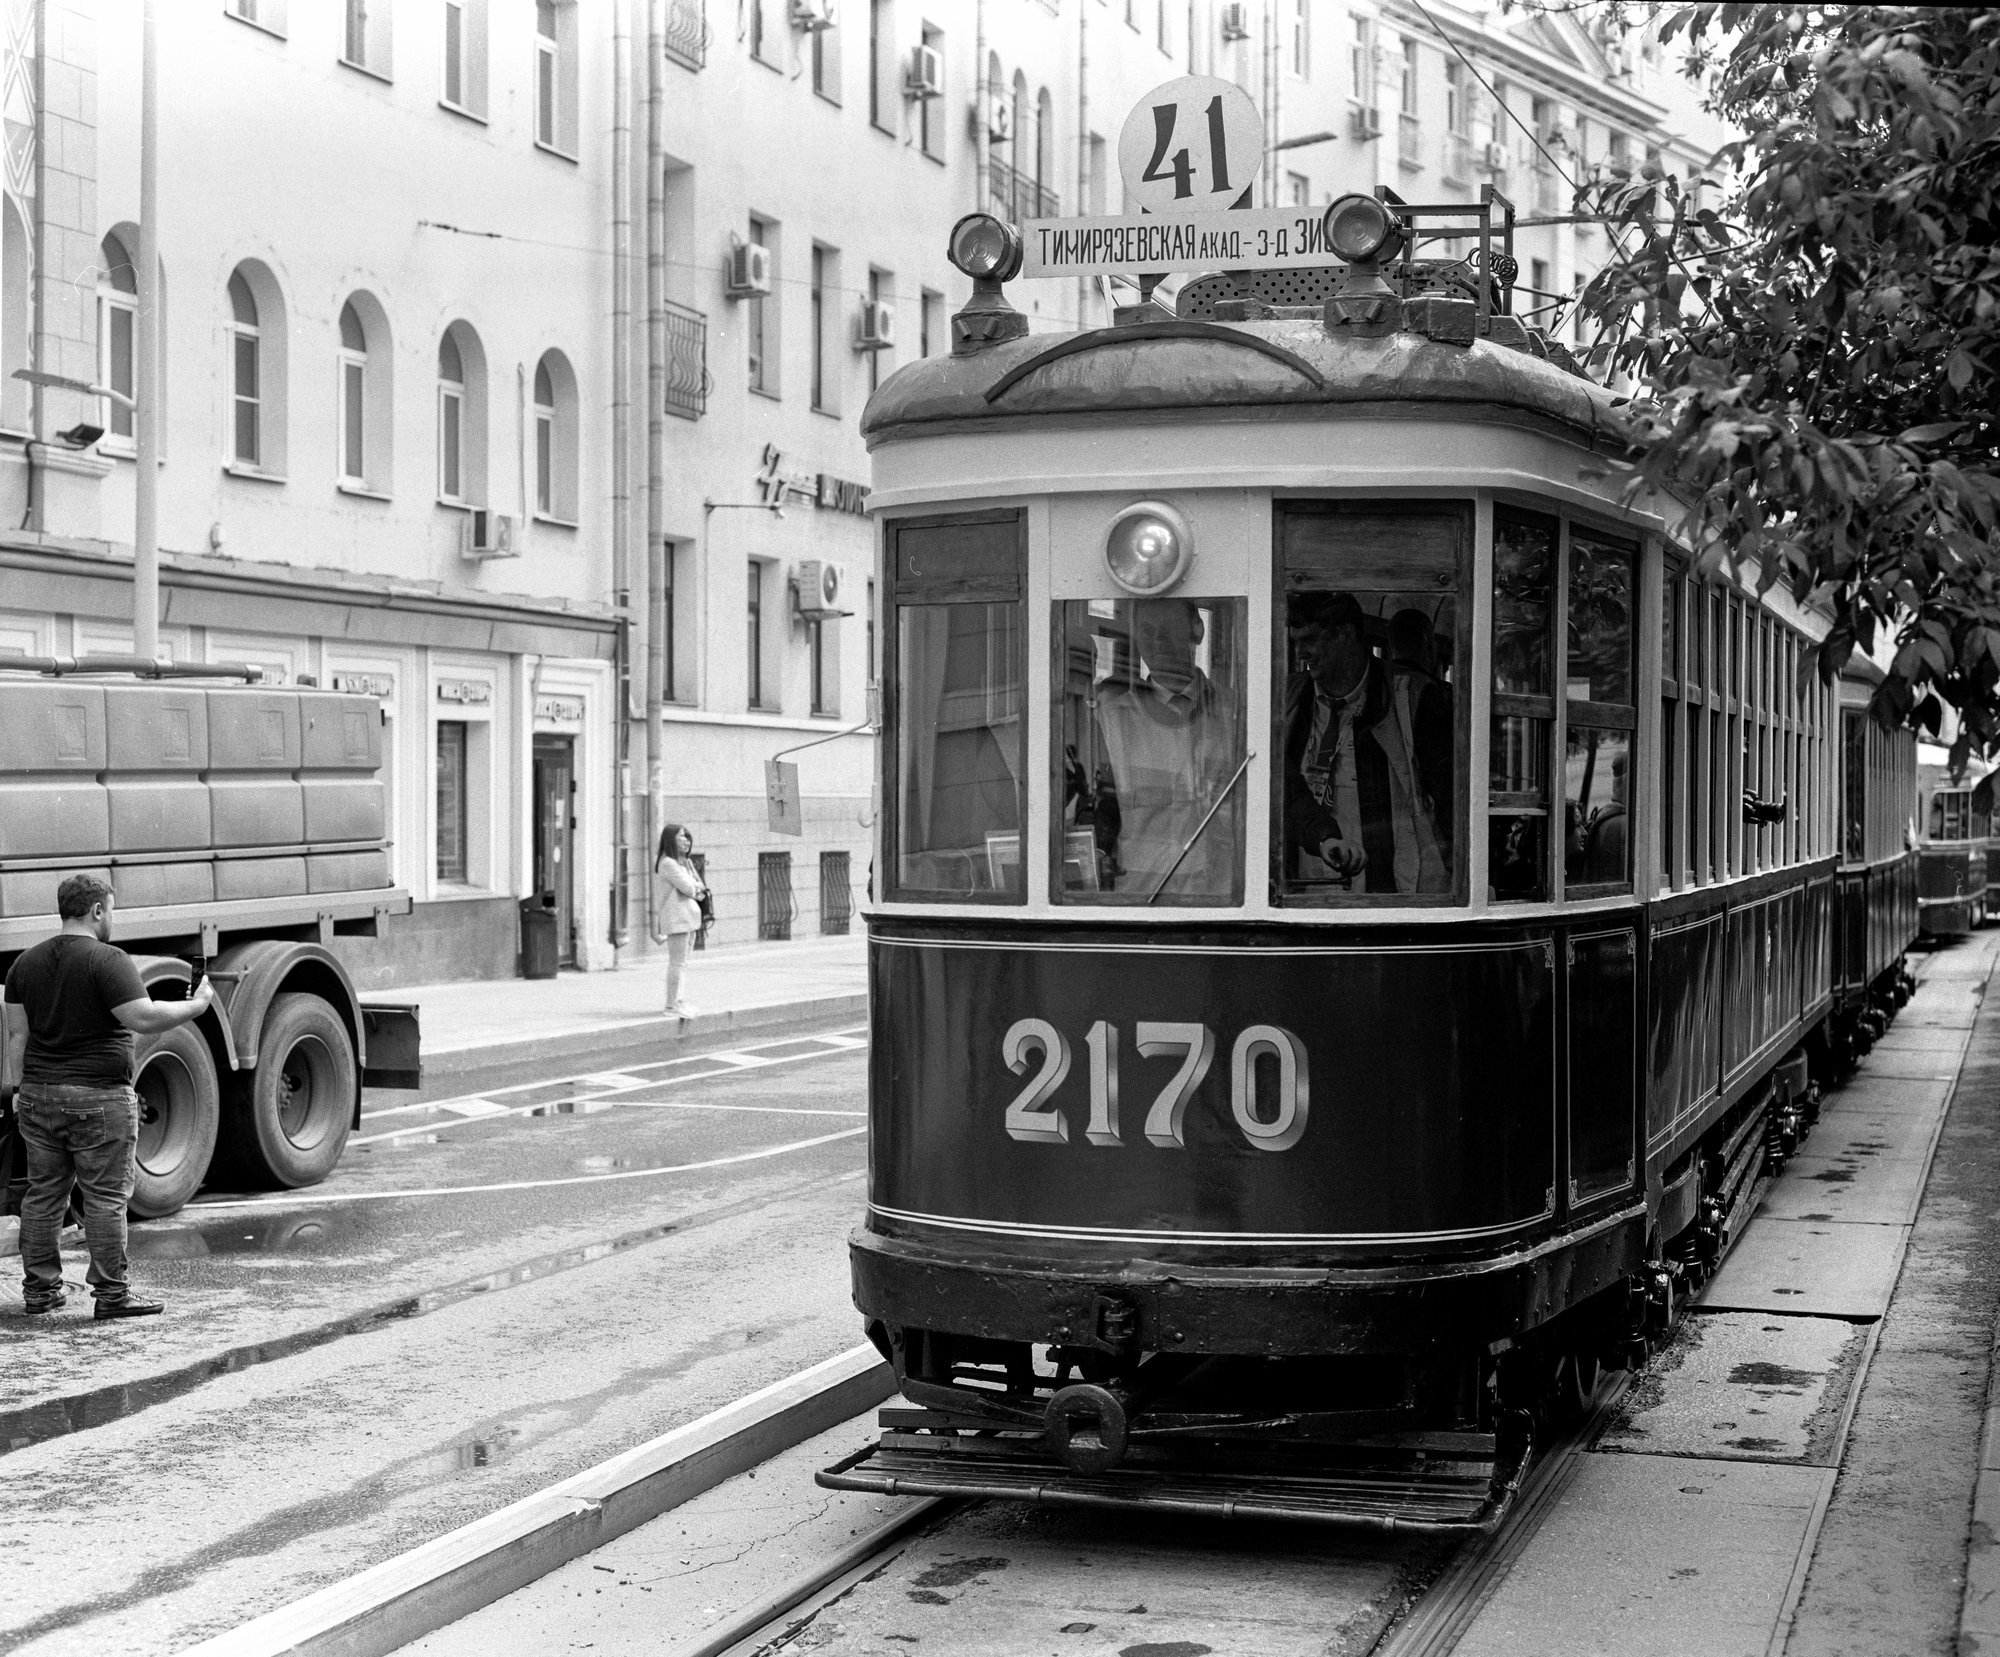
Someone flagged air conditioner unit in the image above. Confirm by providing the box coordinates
[854,300,895,351]
[1483,141,1510,171]
[460,509,516,561]
[1349,104,1383,140]
[905,43,943,100]
[987,94,1013,143]
[789,0,835,30]
[726,241,773,298]
[1220,2,1251,42]
[795,559,851,621]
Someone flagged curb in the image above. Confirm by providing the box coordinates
[179,1344,895,1657]
[410,991,869,1080]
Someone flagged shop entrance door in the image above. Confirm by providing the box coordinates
[532,736,577,967]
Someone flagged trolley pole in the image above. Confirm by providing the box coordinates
[134,0,160,659]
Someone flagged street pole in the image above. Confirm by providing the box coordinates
[610,0,632,951]
[134,0,160,658]
[645,0,667,909]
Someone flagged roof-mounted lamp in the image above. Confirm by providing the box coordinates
[1321,192,1408,333]
[946,212,1030,355]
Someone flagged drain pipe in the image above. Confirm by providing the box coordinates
[609,0,633,950]
[974,0,988,214]
[645,0,668,897]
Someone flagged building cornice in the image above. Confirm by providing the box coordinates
[0,531,622,632]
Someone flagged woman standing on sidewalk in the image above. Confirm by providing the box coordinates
[654,824,707,1017]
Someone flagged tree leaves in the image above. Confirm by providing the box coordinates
[1577,5,2000,766]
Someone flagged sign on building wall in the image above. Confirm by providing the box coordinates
[535,695,585,723]
[437,680,492,706]
[757,445,868,516]
[765,760,802,836]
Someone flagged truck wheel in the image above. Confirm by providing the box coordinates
[130,1026,221,1219]
[227,993,356,1189]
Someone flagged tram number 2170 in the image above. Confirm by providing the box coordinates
[1001,1018,1310,1154]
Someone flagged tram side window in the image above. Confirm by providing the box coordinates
[1275,502,1468,905]
[1491,507,1556,902]
[1932,789,1969,842]
[887,512,1027,903]
[1565,529,1637,893]
[1056,598,1247,905]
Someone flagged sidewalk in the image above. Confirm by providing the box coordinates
[389,932,869,1076]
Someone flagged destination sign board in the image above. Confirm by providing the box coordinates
[1020,205,1342,280]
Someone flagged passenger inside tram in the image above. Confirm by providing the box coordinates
[1282,590,1455,894]
[1058,596,1246,903]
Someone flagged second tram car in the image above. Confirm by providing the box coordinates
[821,194,1922,1530]
[1917,748,1990,936]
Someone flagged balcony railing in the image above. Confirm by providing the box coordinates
[1397,112,1421,167]
[989,157,1059,225]
[663,299,709,421]
[663,0,707,71]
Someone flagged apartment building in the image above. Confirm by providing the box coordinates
[0,0,1727,985]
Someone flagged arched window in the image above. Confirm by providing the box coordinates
[436,320,486,506]
[1036,87,1055,205]
[1,199,30,433]
[99,232,138,446]
[532,349,578,522]
[225,260,287,473]
[1010,68,1028,161]
[335,291,392,493]
[229,270,261,465]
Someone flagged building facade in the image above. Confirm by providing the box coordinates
[0,0,1726,986]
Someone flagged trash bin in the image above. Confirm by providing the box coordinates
[519,892,559,980]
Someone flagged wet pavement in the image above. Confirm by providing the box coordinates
[0,1012,872,1657]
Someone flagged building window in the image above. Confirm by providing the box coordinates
[1445,59,1465,132]
[747,561,766,708]
[1401,37,1418,114]
[1157,0,1169,53]
[438,332,464,502]
[533,350,578,521]
[747,216,774,395]
[226,0,287,36]
[1351,14,1373,100]
[535,0,579,155]
[338,302,367,484]
[1293,0,1311,78]
[810,618,829,714]
[441,0,488,116]
[811,244,833,412]
[342,0,392,76]
[867,267,891,394]
[868,0,893,134]
[436,719,468,882]
[813,8,841,101]
[228,269,262,467]
[0,202,23,434]
[98,231,138,449]
[919,21,944,156]
[1287,170,1310,207]
[749,0,766,61]
[919,288,942,357]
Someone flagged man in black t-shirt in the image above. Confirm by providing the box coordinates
[2,874,214,1319]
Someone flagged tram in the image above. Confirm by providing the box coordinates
[1917,747,1990,936]
[820,190,1921,1531]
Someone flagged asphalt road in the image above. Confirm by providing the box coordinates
[0,1011,874,1657]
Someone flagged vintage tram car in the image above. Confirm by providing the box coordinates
[1917,746,1990,936]
[821,194,1921,1530]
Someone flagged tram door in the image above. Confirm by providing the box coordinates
[532,736,577,966]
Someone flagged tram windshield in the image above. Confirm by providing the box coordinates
[1056,598,1247,905]
[1276,503,1467,904]
[1931,790,1972,842]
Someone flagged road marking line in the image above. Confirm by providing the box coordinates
[709,1051,777,1068]
[617,1100,866,1118]
[359,1024,868,1120]
[187,1127,866,1210]
[578,1071,652,1089]
[435,1098,509,1118]
[350,1042,863,1145]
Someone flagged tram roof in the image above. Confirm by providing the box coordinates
[861,310,1633,455]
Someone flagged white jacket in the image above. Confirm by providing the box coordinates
[657,857,704,936]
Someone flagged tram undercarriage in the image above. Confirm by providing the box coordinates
[822,971,1911,1531]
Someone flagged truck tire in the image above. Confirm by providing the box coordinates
[225,993,356,1189]
[129,1026,221,1219]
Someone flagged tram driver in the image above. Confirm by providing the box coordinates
[1086,597,1244,902]
[1284,591,1454,894]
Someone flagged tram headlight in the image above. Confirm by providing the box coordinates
[947,213,1024,284]
[1103,501,1194,596]
[1322,193,1407,265]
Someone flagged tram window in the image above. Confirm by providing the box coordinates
[886,512,1027,903]
[1662,563,1682,888]
[1490,507,1555,902]
[1565,529,1637,893]
[1055,598,1246,905]
[1275,502,1468,905]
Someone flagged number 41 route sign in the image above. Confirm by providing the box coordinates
[1117,75,1262,214]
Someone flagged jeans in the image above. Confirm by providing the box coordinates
[664,931,693,1009]
[17,1083,138,1307]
